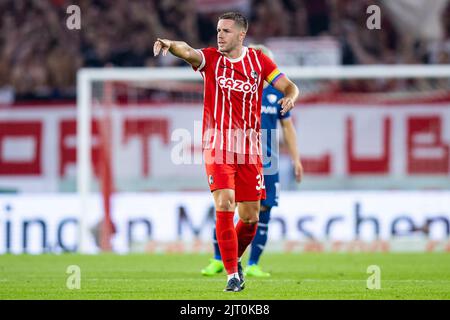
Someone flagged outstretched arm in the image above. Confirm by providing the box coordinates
[272,76,299,116]
[153,38,203,68]
[280,117,303,183]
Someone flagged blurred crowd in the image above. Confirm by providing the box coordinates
[0,0,449,102]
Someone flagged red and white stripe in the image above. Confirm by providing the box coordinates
[200,47,266,155]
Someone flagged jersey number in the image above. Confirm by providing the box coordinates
[256,174,266,191]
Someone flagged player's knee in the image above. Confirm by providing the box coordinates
[241,216,259,224]
[240,211,259,224]
[238,203,260,223]
[216,197,235,211]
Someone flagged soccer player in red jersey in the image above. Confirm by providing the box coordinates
[154,12,299,292]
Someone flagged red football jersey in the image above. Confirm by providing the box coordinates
[193,46,284,155]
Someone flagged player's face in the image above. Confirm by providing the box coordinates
[217,19,245,53]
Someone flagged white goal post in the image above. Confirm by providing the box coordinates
[76,64,450,253]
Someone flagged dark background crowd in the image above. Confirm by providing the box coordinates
[0,0,449,102]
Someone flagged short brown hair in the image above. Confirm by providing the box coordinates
[218,12,248,32]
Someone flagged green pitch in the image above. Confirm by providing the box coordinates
[1,253,449,299]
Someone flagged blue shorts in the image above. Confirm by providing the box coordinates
[261,172,279,208]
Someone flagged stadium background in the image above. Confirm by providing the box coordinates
[0,0,450,300]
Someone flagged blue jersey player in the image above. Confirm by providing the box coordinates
[201,45,303,278]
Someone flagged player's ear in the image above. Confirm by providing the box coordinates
[239,30,246,42]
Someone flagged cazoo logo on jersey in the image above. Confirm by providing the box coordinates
[217,76,257,93]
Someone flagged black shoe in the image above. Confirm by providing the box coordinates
[238,261,245,289]
[223,277,242,292]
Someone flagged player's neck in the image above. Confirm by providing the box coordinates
[223,45,244,60]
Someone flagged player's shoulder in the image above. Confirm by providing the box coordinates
[196,47,222,71]
[248,47,266,60]
[248,47,257,54]
[198,47,222,65]
[200,47,220,56]
[249,47,276,61]
[248,47,263,55]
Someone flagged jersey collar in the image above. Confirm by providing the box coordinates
[224,46,248,63]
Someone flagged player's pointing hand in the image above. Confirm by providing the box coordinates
[153,38,171,57]
[278,97,295,116]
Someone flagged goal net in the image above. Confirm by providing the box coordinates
[76,65,450,252]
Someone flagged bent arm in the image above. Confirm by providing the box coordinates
[272,76,299,115]
[273,76,299,104]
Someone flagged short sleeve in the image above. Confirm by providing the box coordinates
[192,47,217,72]
[259,51,285,86]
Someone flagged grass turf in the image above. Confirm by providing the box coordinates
[0,253,449,300]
